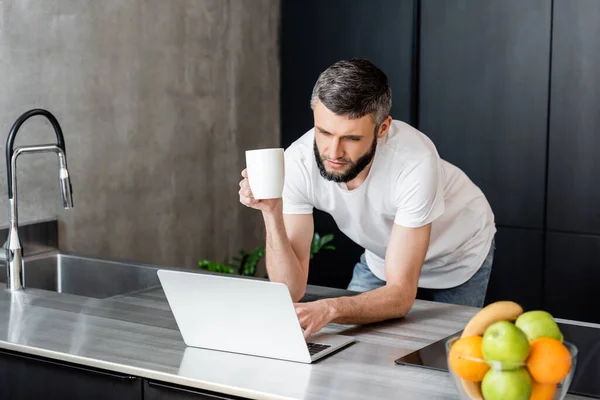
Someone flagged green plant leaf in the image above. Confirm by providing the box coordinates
[310,233,319,255]
[231,246,265,277]
[198,233,336,277]
[305,232,336,260]
[197,259,237,274]
[319,234,334,246]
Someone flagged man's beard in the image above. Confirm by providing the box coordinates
[313,135,378,183]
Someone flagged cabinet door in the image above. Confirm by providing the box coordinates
[544,233,600,324]
[547,0,600,233]
[144,380,246,400]
[419,0,551,228]
[0,349,141,400]
[484,228,544,311]
[281,0,417,289]
[281,0,417,147]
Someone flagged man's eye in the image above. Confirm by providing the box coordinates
[347,137,360,142]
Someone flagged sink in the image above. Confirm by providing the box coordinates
[0,252,160,299]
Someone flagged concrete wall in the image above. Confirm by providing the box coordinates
[0,0,280,271]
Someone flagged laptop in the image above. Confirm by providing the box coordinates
[157,269,355,363]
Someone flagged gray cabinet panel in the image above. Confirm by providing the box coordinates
[545,233,600,324]
[280,0,417,289]
[547,0,600,233]
[420,0,551,228]
[281,0,416,147]
[0,350,141,400]
[484,228,543,311]
[144,380,245,400]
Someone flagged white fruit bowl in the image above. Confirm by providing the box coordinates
[445,336,578,400]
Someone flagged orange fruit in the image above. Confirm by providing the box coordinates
[448,336,489,382]
[526,338,571,384]
[530,381,557,400]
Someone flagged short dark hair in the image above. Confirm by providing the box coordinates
[310,59,392,126]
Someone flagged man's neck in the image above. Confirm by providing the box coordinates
[345,160,375,190]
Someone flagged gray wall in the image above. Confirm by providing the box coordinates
[0,0,280,271]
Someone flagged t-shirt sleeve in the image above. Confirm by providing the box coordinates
[282,147,314,215]
[393,154,445,228]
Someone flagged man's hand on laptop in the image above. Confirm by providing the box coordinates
[294,300,336,340]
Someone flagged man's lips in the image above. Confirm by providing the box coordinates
[326,160,347,168]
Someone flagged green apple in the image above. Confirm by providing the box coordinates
[481,368,532,400]
[482,321,530,369]
[515,310,564,342]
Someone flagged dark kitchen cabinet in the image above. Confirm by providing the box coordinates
[544,233,600,324]
[547,0,600,234]
[484,228,544,311]
[144,380,247,400]
[419,0,552,228]
[281,0,418,289]
[0,349,141,400]
[281,0,417,148]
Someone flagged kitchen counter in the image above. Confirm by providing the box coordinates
[0,282,591,400]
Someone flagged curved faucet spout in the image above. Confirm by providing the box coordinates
[5,108,68,199]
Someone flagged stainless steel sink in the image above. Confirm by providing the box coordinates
[0,252,161,299]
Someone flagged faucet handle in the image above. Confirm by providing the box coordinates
[59,167,73,209]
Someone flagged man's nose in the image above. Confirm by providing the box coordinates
[328,138,343,160]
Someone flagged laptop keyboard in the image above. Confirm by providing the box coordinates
[307,342,331,356]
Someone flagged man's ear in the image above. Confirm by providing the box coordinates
[377,116,393,139]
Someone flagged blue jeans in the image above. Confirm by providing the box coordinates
[347,238,495,307]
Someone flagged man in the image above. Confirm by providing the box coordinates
[239,59,496,339]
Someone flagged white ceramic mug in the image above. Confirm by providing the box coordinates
[245,148,285,200]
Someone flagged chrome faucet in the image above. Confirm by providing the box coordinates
[4,109,73,291]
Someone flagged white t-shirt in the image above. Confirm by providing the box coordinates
[282,120,496,289]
